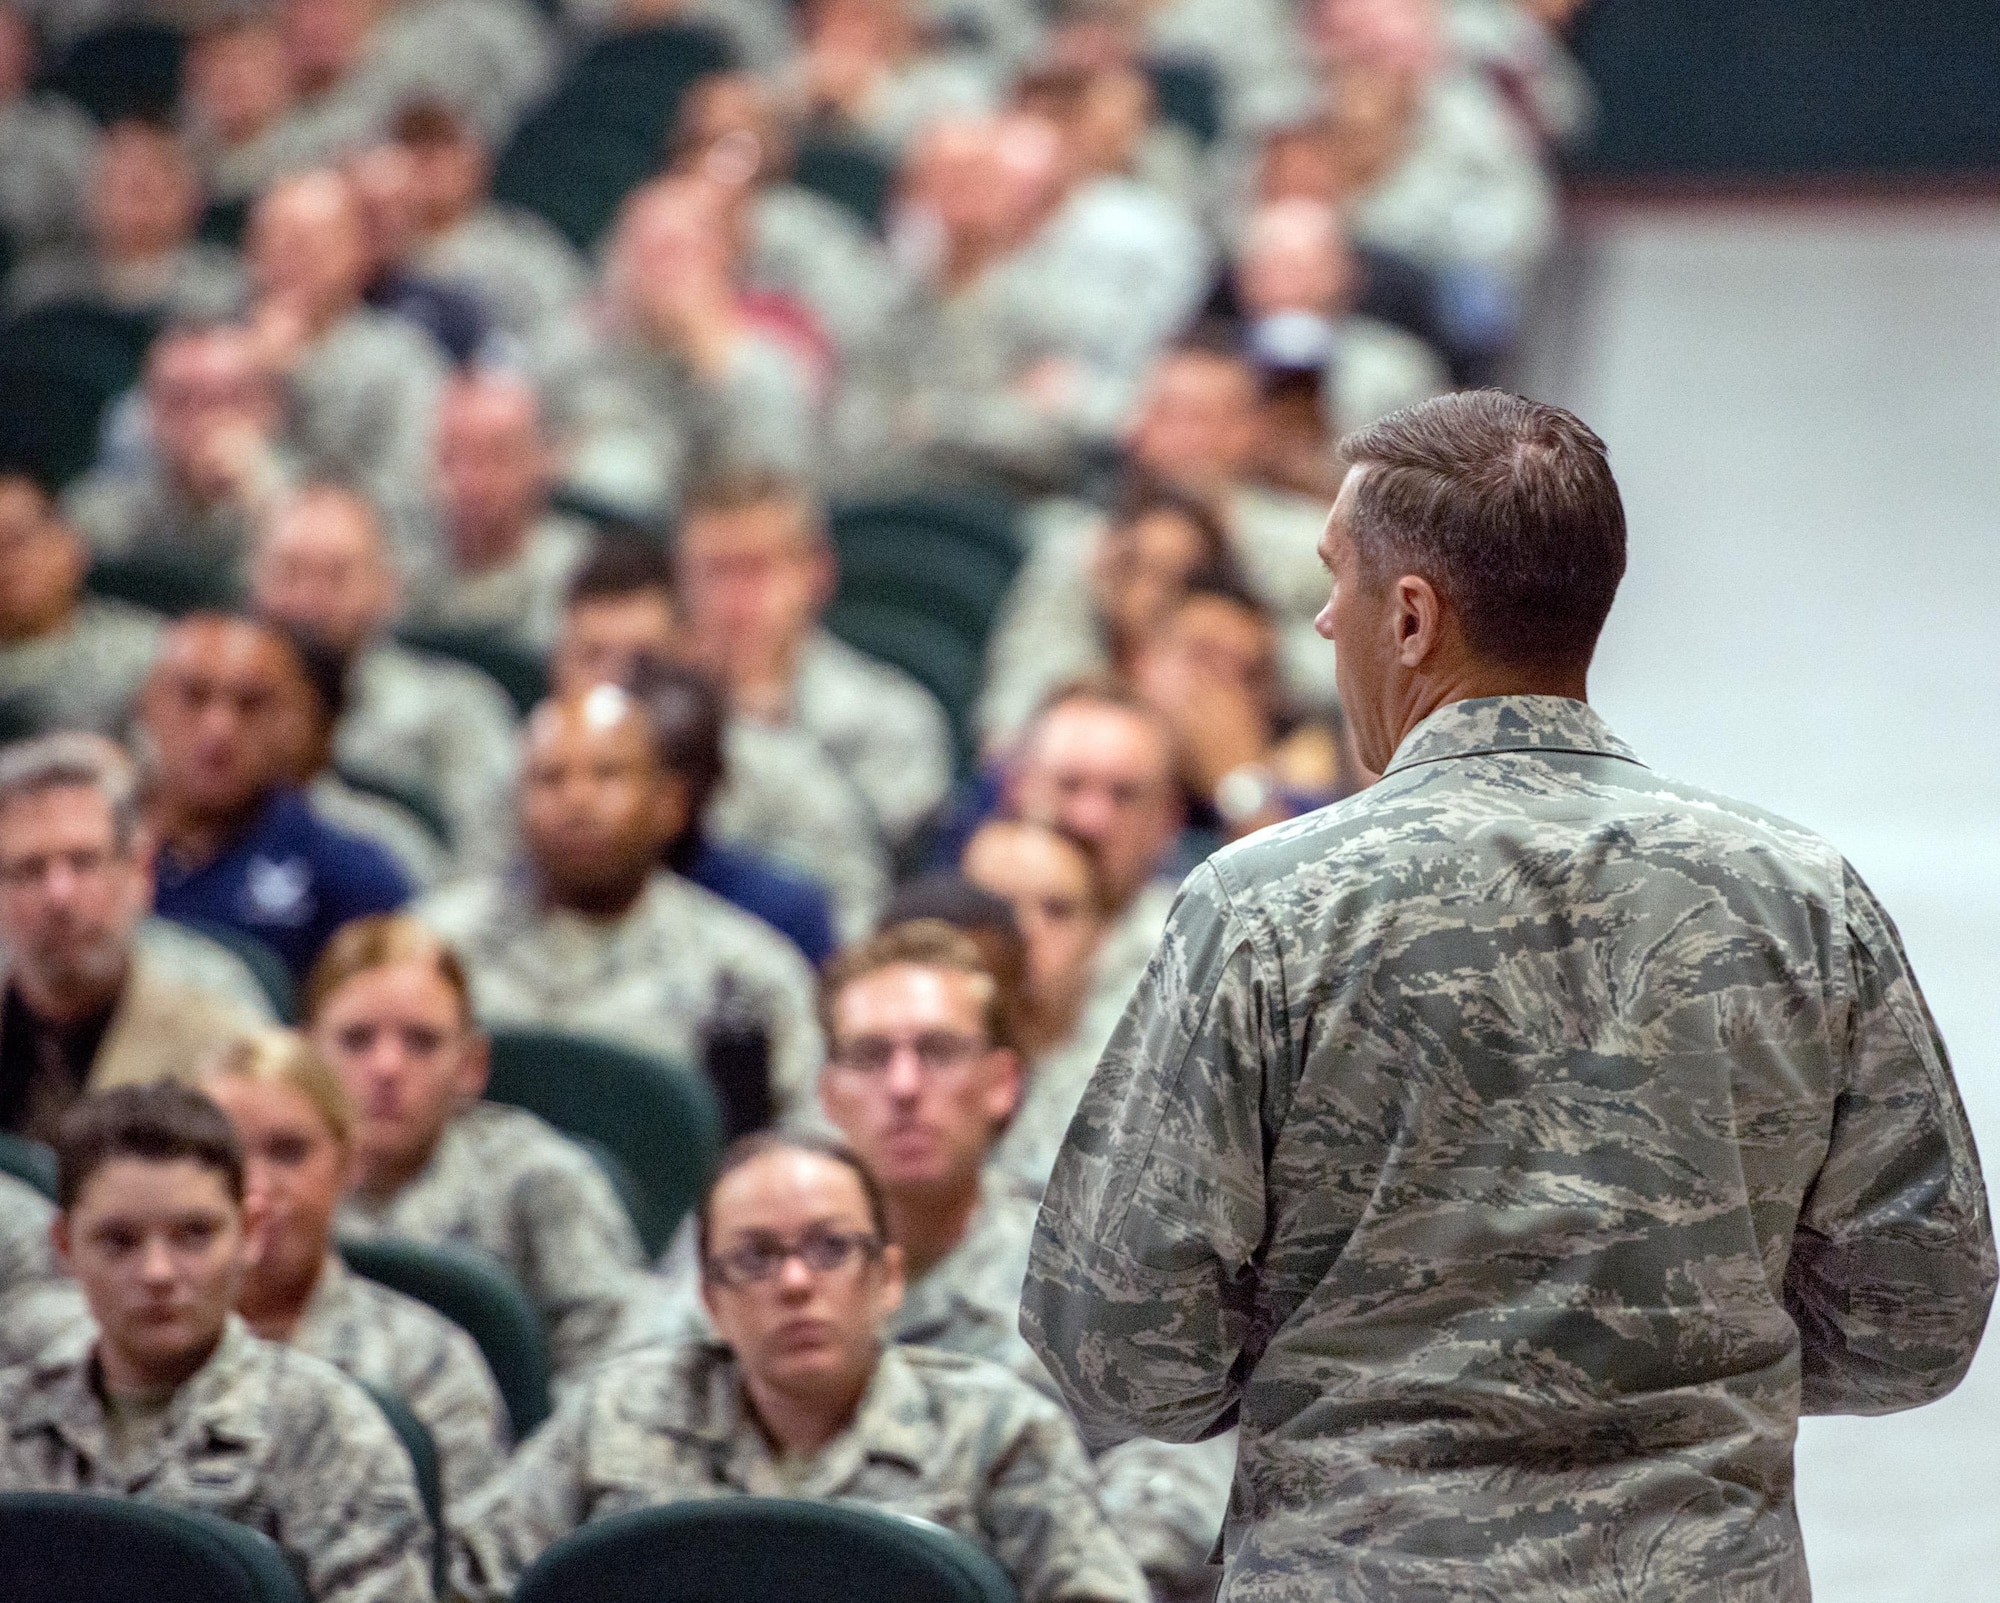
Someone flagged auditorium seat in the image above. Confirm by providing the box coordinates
[0,1492,307,1603]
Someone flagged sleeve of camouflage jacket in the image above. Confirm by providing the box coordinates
[410,1321,512,1506]
[515,1160,649,1385]
[1786,863,1997,1414]
[1020,864,1273,1449]
[446,1388,598,1603]
[979,1397,1155,1603]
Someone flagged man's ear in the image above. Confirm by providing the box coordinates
[50,1214,72,1277]
[985,1049,1023,1128]
[1392,573,1446,669]
[456,1030,492,1103]
[873,1241,906,1320]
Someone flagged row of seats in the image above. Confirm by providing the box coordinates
[0,1491,1016,1603]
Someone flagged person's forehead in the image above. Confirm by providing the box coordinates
[268,497,378,561]
[442,380,538,437]
[1033,702,1171,779]
[710,1148,872,1235]
[72,1155,237,1218]
[0,478,49,528]
[681,499,809,554]
[1172,593,1273,649]
[834,961,986,1038]
[965,821,1088,896]
[526,698,653,763]
[0,783,117,847]
[162,619,286,685]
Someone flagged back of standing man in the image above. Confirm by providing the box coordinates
[1023,390,1996,1602]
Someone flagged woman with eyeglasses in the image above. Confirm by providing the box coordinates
[449,1130,1151,1603]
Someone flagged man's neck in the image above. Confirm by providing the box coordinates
[541,869,654,924]
[0,600,80,648]
[742,1363,870,1460]
[12,957,129,1028]
[886,1175,982,1282]
[149,791,271,873]
[1386,664,1590,763]
[236,1254,326,1344]
[449,513,535,578]
[96,1325,223,1398]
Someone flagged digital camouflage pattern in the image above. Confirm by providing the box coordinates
[0,1171,57,1298]
[447,1340,1150,1603]
[416,868,825,1120]
[790,629,955,849]
[0,1317,433,1603]
[1023,695,1996,1603]
[335,1101,647,1385]
[292,1254,509,1504]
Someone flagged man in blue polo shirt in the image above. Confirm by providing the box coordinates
[138,613,411,980]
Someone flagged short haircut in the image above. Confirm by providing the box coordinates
[696,1131,889,1264]
[1018,672,1177,773]
[679,470,820,538]
[56,1082,245,1212]
[303,913,475,1027]
[391,98,470,148]
[0,732,144,854]
[633,658,726,868]
[819,917,1011,1051]
[199,1028,355,1148]
[1105,477,1233,573]
[965,817,1113,917]
[1337,391,1627,670]
[563,531,677,611]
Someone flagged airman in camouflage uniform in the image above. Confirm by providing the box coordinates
[0,1317,434,1603]
[335,1100,647,1385]
[1024,693,1998,1602]
[0,1171,86,1367]
[447,1340,1152,1603]
[290,1253,508,1504]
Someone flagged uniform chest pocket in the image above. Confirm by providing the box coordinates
[170,1443,260,1512]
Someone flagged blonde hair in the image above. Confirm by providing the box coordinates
[304,914,475,1027]
[199,1028,355,1148]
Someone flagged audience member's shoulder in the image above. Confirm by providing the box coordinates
[133,916,279,1022]
[805,629,940,711]
[412,871,509,939]
[895,1343,1068,1422]
[655,872,815,978]
[451,1100,602,1179]
[361,641,519,725]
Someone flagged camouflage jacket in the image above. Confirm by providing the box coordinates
[416,869,825,1122]
[791,630,955,849]
[336,1102,645,1385]
[0,1172,56,1298]
[0,1317,434,1602]
[1022,695,1996,1603]
[447,1341,1149,1603]
[292,1255,509,1504]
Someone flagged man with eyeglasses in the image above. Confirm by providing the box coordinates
[449,1130,1150,1603]
[0,732,272,1142]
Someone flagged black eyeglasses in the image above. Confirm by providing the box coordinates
[828,1031,987,1078]
[704,1227,882,1289]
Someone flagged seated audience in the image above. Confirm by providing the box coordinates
[6,119,240,321]
[198,1027,508,1502]
[244,169,448,514]
[0,469,161,737]
[306,913,648,1383]
[345,137,492,366]
[401,370,592,652]
[180,15,311,207]
[391,99,588,344]
[978,480,1233,748]
[639,658,841,966]
[1004,680,1188,1020]
[0,4,94,264]
[139,612,412,980]
[0,734,270,1142]
[528,175,817,523]
[677,472,954,851]
[959,820,1117,1194]
[414,685,825,1121]
[788,0,1001,157]
[450,1129,1149,1603]
[551,537,890,937]
[62,322,296,565]
[248,482,521,870]
[0,1082,433,1602]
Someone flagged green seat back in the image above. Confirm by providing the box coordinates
[792,136,896,233]
[484,1029,723,1260]
[393,625,548,719]
[0,1492,307,1602]
[356,1383,443,1594]
[491,24,736,250]
[87,548,242,617]
[1145,56,1223,148]
[821,597,986,774]
[514,1498,1018,1603]
[333,763,454,848]
[43,23,186,124]
[0,1131,57,1200]
[0,304,158,487]
[158,917,296,1024]
[337,1235,552,1438]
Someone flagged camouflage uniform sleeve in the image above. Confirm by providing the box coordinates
[1021,864,1272,1449]
[514,1156,648,1384]
[446,1385,599,1603]
[1092,1433,1235,1587]
[410,1321,512,1505]
[1786,863,1997,1414]
[977,1393,1153,1603]
[269,1364,436,1603]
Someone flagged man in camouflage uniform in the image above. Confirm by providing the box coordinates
[414,688,824,1122]
[0,1083,431,1603]
[1023,392,1997,1602]
[450,1132,1149,1603]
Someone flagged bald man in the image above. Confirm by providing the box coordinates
[246,169,447,514]
[140,612,410,978]
[249,482,520,872]
[403,372,591,651]
[415,687,824,1124]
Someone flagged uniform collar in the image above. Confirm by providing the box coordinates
[1380,696,1643,778]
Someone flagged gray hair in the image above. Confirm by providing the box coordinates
[0,733,144,853]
